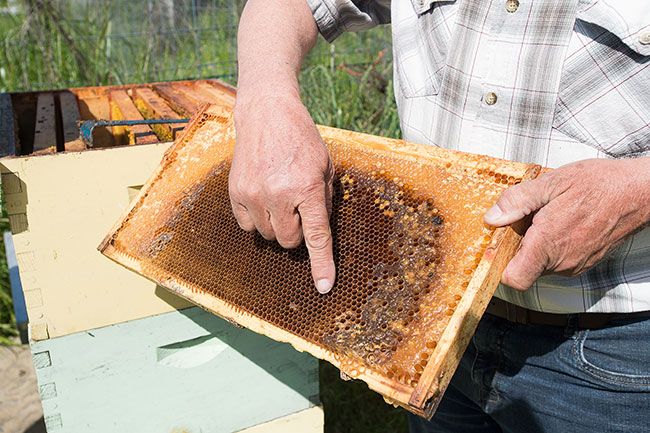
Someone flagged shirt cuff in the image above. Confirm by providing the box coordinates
[306,0,344,42]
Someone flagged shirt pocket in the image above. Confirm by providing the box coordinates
[553,1,650,158]
[392,0,452,98]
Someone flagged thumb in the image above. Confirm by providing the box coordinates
[298,186,336,294]
[484,177,555,227]
[501,224,548,290]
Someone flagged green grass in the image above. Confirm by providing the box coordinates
[0,1,394,94]
[301,60,400,139]
[1,2,239,91]
[321,362,408,433]
[0,3,407,432]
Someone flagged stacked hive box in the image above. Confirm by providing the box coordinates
[0,80,322,433]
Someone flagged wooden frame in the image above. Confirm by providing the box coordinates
[33,92,57,154]
[2,78,236,156]
[408,215,531,417]
[100,105,540,417]
[108,89,158,145]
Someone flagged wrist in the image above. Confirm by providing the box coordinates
[233,90,311,140]
[638,158,650,225]
[235,78,301,116]
[237,67,300,98]
[620,157,650,225]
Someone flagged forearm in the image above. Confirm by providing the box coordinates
[236,0,318,106]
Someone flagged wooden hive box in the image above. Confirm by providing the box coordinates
[0,79,238,338]
[101,105,541,418]
[0,81,323,433]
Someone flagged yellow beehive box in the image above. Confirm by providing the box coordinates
[0,79,236,340]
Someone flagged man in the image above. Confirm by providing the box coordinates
[230,0,650,431]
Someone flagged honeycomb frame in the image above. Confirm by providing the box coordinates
[99,105,540,418]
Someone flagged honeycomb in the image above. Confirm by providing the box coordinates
[100,105,537,415]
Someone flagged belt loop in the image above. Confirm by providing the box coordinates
[520,306,530,325]
[565,314,578,336]
[505,302,516,323]
[505,302,528,325]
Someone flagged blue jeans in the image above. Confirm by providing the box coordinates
[409,313,650,433]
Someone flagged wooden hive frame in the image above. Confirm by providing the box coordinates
[2,78,236,156]
[100,105,540,418]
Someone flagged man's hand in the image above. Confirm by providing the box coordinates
[230,93,336,294]
[232,0,336,293]
[484,158,650,291]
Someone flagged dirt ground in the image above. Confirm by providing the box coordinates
[0,345,46,433]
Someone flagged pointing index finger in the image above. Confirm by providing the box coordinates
[298,187,336,294]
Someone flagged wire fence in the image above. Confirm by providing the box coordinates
[0,0,392,92]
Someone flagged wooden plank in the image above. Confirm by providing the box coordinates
[175,83,214,106]
[30,307,319,433]
[33,92,57,155]
[109,90,158,145]
[174,79,237,107]
[132,87,185,142]
[0,143,194,339]
[193,81,236,108]
[58,91,85,152]
[205,78,237,99]
[205,78,236,89]
[76,93,114,148]
[153,83,201,116]
[0,93,16,157]
[108,91,129,146]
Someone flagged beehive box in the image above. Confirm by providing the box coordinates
[0,79,237,338]
[29,306,321,433]
[0,81,323,433]
[101,105,541,418]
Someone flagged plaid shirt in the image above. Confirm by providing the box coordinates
[307,0,650,313]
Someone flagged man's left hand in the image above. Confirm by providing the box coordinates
[484,158,650,291]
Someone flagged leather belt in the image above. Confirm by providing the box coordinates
[485,297,650,329]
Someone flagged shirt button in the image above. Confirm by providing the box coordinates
[640,30,650,45]
[485,92,498,105]
[505,0,519,13]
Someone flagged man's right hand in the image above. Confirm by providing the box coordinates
[230,92,336,294]
[232,0,334,292]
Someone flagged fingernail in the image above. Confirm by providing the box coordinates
[484,205,503,224]
[316,279,332,294]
